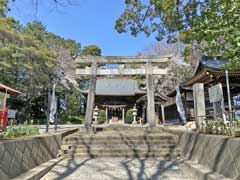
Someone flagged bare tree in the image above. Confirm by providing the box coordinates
[29,0,79,16]
[142,41,184,57]
[141,41,194,95]
[32,0,79,7]
[48,43,83,92]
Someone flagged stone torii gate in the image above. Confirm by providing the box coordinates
[75,55,172,130]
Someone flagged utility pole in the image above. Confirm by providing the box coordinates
[46,85,51,132]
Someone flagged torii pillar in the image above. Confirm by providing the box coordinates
[85,62,97,131]
[146,61,156,126]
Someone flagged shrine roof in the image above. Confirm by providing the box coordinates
[95,78,145,96]
[165,56,238,98]
[193,56,227,75]
[0,83,22,95]
[183,56,240,87]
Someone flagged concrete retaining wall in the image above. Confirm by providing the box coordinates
[178,132,240,179]
[0,129,77,179]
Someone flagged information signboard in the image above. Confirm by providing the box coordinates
[208,84,223,103]
[8,109,16,119]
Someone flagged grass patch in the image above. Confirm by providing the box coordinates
[1,123,39,138]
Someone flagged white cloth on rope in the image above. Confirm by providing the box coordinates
[176,85,186,124]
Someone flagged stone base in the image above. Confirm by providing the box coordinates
[12,157,63,180]
[182,160,231,180]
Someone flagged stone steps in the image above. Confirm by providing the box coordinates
[61,147,181,154]
[63,140,176,146]
[61,144,177,150]
[63,151,181,159]
[98,125,163,132]
[60,129,181,159]
[63,134,175,142]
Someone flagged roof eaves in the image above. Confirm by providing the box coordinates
[0,83,23,95]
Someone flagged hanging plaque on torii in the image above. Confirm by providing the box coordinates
[75,55,172,130]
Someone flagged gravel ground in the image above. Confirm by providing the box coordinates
[41,158,195,180]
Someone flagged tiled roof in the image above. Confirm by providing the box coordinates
[95,78,145,96]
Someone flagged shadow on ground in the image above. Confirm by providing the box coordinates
[41,129,192,180]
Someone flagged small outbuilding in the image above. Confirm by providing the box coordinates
[163,56,240,123]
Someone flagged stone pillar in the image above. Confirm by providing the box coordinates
[142,105,146,124]
[146,61,155,126]
[193,83,206,130]
[105,107,108,123]
[122,108,125,123]
[161,104,165,124]
[85,62,97,132]
[155,106,160,125]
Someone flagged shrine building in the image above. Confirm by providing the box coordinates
[83,78,146,124]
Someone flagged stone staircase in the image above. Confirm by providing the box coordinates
[59,126,181,160]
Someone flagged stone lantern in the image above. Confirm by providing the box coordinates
[132,104,138,124]
[93,106,99,124]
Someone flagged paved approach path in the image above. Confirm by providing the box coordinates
[41,158,195,180]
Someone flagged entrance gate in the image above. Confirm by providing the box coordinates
[75,55,172,129]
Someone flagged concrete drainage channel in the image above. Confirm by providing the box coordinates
[6,126,239,180]
[161,127,238,180]
[12,126,186,180]
[0,128,78,180]
[12,157,64,180]
[40,126,194,180]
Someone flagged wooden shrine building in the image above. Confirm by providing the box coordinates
[83,78,146,123]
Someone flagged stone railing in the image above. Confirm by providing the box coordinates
[179,132,239,180]
[0,128,78,179]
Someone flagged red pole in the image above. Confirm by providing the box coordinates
[0,107,8,130]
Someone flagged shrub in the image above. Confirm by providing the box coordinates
[63,115,84,124]
[97,110,106,124]
[204,119,240,136]
[125,109,134,124]
[3,123,39,138]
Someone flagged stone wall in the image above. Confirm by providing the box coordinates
[0,129,77,179]
[178,132,240,179]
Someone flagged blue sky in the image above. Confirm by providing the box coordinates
[8,0,157,56]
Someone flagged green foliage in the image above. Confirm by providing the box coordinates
[203,119,240,136]
[2,123,39,138]
[0,0,12,18]
[0,20,57,118]
[186,0,240,69]
[115,0,192,42]
[63,115,84,124]
[116,0,240,68]
[80,45,101,56]
[125,109,134,124]
[59,89,84,124]
[0,15,81,121]
[23,20,81,57]
[0,1,104,125]
[97,110,106,124]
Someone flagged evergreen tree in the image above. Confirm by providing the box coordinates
[116,0,240,68]
[81,45,101,56]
